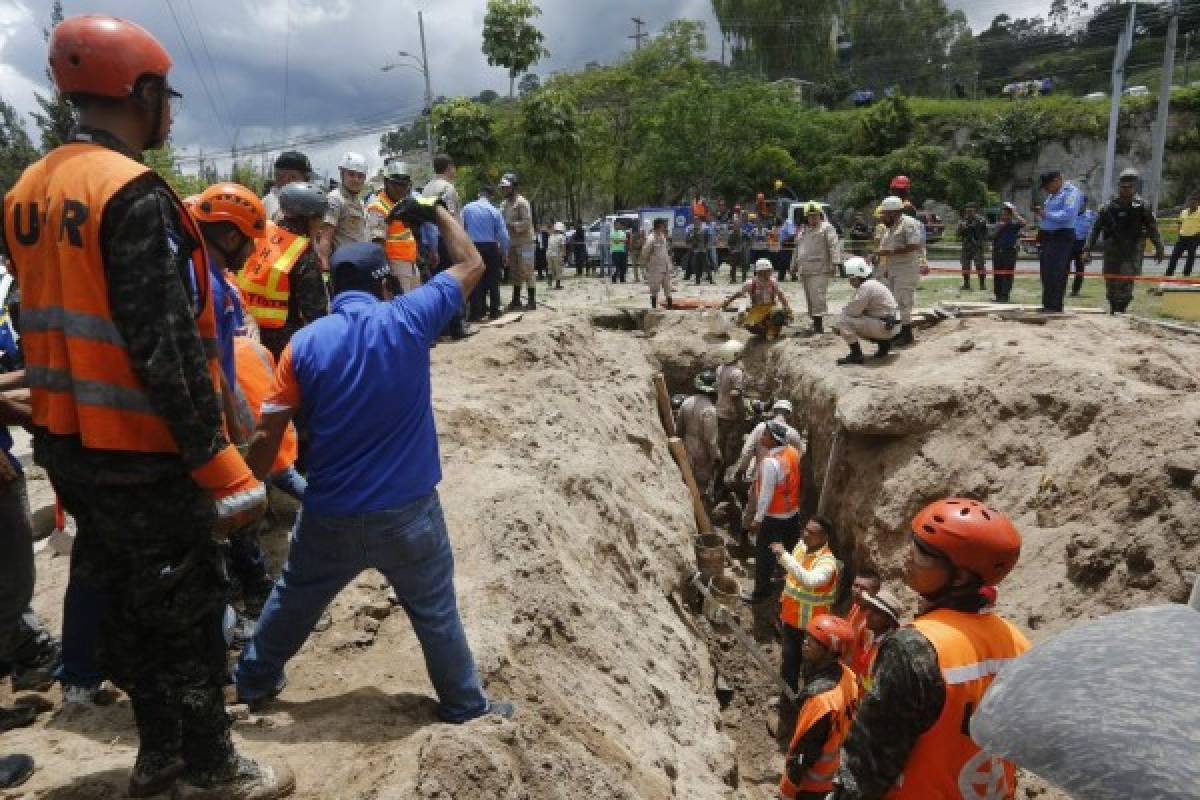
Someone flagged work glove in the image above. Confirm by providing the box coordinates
[190,445,268,537]
[388,195,442,227]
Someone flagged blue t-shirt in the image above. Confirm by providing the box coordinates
[289,272,462,516]
[209,259,244,388]
[994,220,1023,250]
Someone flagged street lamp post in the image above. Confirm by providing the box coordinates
[380,10,436,166]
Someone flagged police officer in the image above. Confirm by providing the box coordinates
[2,15,288,798]
[1036,169,1083,312]
[500,172,536,310]
[1084,169,1165,314]
[318,151,369,270]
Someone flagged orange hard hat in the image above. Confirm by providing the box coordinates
[911,497,1022,586]
[192,183,267,240]
[806,614,856,656]
[49,15,172,98]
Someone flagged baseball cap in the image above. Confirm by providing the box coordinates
[331,243,389,285]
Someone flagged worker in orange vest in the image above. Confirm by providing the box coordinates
[769,514,838,736]
[847,587,902,693]
[838,498,1029,800]
[366,161,423,295]
[744,420,803,605]
[843,570,882,682]
[233,337,304,502]
[779,614,859,800]
[1,14,290,798]
[239,181,328,359]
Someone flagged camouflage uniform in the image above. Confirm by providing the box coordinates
[259,219,328,359]
[1084,195,1164,313]
[783,659,842,799]
[8,127,238,784]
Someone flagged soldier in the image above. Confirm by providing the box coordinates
[676,371,722,500]
[957,203,988,291]
[500,172,536,310]
[1084,169,1165,314]
[791,203,842,335]
[873,196,923,347]
[2,15,289,798]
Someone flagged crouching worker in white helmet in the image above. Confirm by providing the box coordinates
[836,257,900,366]
[721,258,793,340]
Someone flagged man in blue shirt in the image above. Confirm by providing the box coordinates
[1037,170,1083,311]
[236,200,514,724]
[462,185,509,321]
[1070,199,1097,297]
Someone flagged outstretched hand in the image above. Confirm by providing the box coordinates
[388,195,443,227]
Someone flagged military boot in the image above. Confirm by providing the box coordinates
[526,287,537,311]
[812,316,824,334]
[872,338,892,359]
[507,286,522,311]
[836,343,865,366]
[893,325,915,347]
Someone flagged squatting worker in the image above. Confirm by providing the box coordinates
[1036,170,1083,312]
[235,199,517,726]
[721,259,793,340]
[768,516,838,736]
[1084,169,1164,315]
[778,615,858,800]
[1,15,291,798]
[642,217,674,309]
[791,202,842,336]
[318,151,370,271]
[838,498,1030,799]
[239,181,329,359]
[744,421,802,605]
[261,150,312,223]
[366,161,423,295]
[836,257,899,366]
[462,185,509,321]
[500,172,536,311]
[873,196,922,348]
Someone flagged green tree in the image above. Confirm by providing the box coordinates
[481,0,550,98]
[379,122,427,159]
[432,97,497,166]
[0,97,38,194]
[851,96,914,156]
[844,0,968,95]
[711,0,840,80]
[517,73,541,96]
[521,89,581,217]
[144,145,209,197]
[30,0,75,152]
[973,105,1047,183]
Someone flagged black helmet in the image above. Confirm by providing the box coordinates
[750,399,768,417]
[670,393,686,411]
[278,181,328,219]
[765,419,789,445]
[694,369,717,393]
[500,172,518,189]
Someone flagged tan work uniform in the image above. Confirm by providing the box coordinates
[677,393,721,490]
[877,214,923,324]
[323,185,367,250]
[791,220,842,320]
[503,193,535,290]
[547,232,566,282]
[715,363,746,468]
[642,231,674,298]
[838,278,899,345]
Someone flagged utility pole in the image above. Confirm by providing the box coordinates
[1102,1,1136,204]
[1148,0,1180,212]
[418,10,435,165]
[1184,31,1193,86]
[629,17,647,51]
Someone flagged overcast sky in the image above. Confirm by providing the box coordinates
[0,0,1048,179]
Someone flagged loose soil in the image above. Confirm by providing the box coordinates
[5,275,1198,799]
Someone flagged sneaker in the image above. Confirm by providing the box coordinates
[129,755,185,798]
[10,636,60,693]
[62,684,119,708]
[173,755,295,800]
[0,705,37,733]
[0,754,34,790]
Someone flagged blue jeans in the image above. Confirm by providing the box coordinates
[234,490,488,722]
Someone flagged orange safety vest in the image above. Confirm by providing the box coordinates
[758,445,801,517]
[4,142,223,454]
[852,632,882,692]
[779,543,838,629]
[237,221,309,330]
[780,662,859,798]
[233,337,298,474]
[886,609,1031,800]
[366,194,417,263]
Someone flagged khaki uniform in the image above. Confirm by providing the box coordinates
[677,394,721,489]
[547,232,566,281]
[503,193,535,289]
[642,232,674,297]
[838,278,899,345]
[323,185,367,250]
[422,176,462,220]
[791,220,842,320]
[877,214,923,324]
[715,363,746,467]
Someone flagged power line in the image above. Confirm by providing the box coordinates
[164,0,232,146]
[183,0,237,137]
[282,0,291,138]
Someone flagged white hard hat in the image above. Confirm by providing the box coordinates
[553,221,565,232]
[719,261,731,272]
[719,340,744,364]
[772,399,793,415]
[339,151,368,174]
[844,256,872,278]
[880,196,904,212]
[383,161,411,181]
[754,258,773,273]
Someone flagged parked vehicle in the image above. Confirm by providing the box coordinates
[1123,85,1150,97]
[585,212,639,263]
[1083,91,1107,102]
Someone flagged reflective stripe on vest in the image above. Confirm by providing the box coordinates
[367,196,417,263]
[3,142,221,454]
[779,663,859,798]
[779,545,838,629]
[885,609,1031,800]
[237,221,307,329]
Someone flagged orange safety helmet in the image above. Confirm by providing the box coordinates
[806,614,856,656]
[49,15,172,98]
[192,183,267,240]
[889,175,911,191]
[911,497,1022,586]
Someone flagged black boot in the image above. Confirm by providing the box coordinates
[508,286,522,310]
[872,338,892,359]
[979,276,987,291]
[812,316,824,334]
[555,280,562,289]
[526,287,537,311]
[651,296,657,309]
[837,343,865,366]
[893,324,915,347]
[961,277,971,290]
[666,296,674,310]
